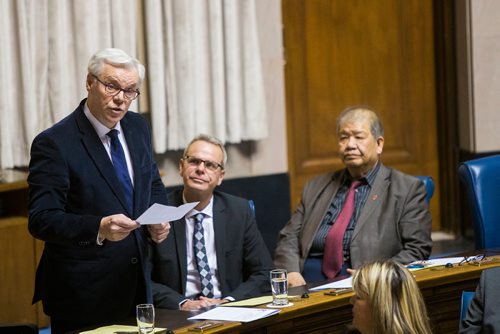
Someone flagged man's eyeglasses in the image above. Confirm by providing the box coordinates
[182,156,224,172]
[92,75,140,101]
[459,254,488,266]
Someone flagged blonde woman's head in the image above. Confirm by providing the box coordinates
[350,260,432,334]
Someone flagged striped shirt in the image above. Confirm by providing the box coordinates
[310,162,381,265]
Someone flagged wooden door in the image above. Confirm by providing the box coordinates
[283,0,441,229]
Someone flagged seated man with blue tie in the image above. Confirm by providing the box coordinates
[274,106,432,287]
[150,134,274,310]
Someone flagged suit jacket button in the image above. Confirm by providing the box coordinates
[78,241,89,246]
[131,257,138,264]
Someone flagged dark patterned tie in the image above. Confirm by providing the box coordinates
[322,180,361,278]
[193,213,214,297]
[107,129,134,213]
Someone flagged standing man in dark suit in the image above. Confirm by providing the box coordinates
[460,266,500,333]
[28,48,170,333]
[150,134,274,310]
[274,106,432,287]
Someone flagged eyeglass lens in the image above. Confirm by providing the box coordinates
[93,75,139,100]
[185,156,222,171]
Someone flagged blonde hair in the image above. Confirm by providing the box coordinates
[352,260,432,334]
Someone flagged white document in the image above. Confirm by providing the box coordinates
[136,202,199,225]
[309,276,353,291]
[188,307,280,322]
[406,256,466,271]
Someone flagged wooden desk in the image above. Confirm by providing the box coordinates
[0,170,49,327]
[152,254,500,334]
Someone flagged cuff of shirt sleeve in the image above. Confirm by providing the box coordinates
[179,298,190,310]
[96,233,104,246]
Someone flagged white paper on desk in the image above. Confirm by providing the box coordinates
[309,276,353,291]
[406,257,465,271]
[188,307,280,322]
[136,202,199,225]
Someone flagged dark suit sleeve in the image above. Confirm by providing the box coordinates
[28,132,101,245]
[390,179,432,263]
[150,276,187,310]
[460,271,485,333]
[274,190,308,273]
[460,268,500,333]
[274,174,330,273]
[224,204,275,300]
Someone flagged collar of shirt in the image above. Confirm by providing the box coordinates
[84,103,134,185]
[184,194,214,220]
[83,103,124,140]
[342,161,381,187]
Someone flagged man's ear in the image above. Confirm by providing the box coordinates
[217,170,225,186]
[178,159,184,176]
[86,74,93,91]
[376,136,384,154]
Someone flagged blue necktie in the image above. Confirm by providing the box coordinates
[107,129,134,213]
[193,213,214,298]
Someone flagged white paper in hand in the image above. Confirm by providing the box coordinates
[136,202,199,225]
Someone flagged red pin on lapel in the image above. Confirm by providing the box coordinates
[372,194,378,201]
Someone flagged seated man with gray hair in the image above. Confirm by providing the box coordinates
[150,134,274,310]
[274,106,432,287]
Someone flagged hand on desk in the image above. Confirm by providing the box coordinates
[180,296,228,311]
[288,272,306,287]
[99,214,139,242]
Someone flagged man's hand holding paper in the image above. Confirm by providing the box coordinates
[139,202,199,244]
[137,202,199,225]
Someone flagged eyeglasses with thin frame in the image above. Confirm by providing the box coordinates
[92,74,140,101]
[459,254,486,266]
[182,156,224,172]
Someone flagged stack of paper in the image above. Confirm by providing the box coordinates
[188,307,280,322]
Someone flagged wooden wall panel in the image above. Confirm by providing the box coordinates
[283,0,441,229]
[0,217,37,323]
[0,170,49,327]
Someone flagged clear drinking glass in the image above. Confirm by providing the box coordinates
[136,303,155,334]
[270,269,288,306]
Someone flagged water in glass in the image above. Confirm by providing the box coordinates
[270,269,288,305]
[136,303,155,333]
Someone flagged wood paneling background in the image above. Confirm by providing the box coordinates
[283,0,441,229]
[0,171,49,327]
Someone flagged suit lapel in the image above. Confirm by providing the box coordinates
[300,173,342,258]
[212,195,226,292]
[351,165,390,240]
[75,108,131,215]
[175,219,188,292]
[121,115,143,218]
[171,191,188,292]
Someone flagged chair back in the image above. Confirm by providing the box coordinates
[458,154,500,249]
[416,175,435,204]
[248,199,256,216]
[0,323,38,334]
[460,291,474,320]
